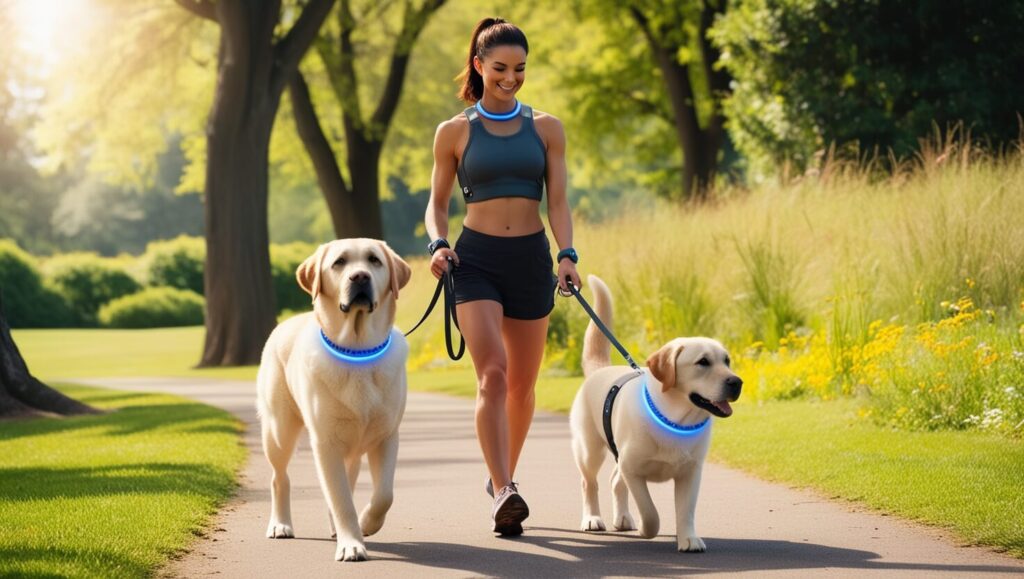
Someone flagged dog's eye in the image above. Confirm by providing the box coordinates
[368,254,382,265]
[332,257,346,268]
[696,358,711,367]
[724,356,731,367]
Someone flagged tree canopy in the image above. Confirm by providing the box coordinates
[714,0,1024,176]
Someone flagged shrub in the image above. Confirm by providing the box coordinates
[144,236,205,295]
[43,253,142,325]
[0,239,74,327]
[270,242,317,314]
[98,286,204,328]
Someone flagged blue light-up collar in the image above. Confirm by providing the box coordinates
[475,99,521,121]
[643,379,710,435]
[319,330,392,364]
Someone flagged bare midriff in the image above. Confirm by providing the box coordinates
[463,197,545,237]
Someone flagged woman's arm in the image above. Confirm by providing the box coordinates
[541,115,581,292]
[425,120,461,277]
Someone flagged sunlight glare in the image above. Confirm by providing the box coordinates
[13,0,92,66]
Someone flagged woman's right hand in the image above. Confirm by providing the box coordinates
[430,248,460,279]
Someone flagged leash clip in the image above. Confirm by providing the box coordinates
[558,274,576,298]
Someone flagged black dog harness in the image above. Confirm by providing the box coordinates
[603,371,644,462]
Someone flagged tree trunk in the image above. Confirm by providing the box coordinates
[630,2,730,202]
[198,90,279,366]
[342,121,385,239]
[291,0,445,239]
[289,70,385,239]
[0,306,99,419]
[178,0,335,366]
[289,71,351,237]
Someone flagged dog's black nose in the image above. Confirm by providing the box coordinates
[725,375,743,400]
[350,271,370,285]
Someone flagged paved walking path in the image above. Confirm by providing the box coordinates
[80,377,1024,578]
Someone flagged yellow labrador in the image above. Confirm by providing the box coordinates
[570,275,742,552]
[256,238,411,562]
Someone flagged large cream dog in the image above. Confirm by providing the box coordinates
[569,275,742,552]
[257,238,411,562]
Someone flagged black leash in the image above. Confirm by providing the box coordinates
[561,276,642,372]
[561,276,645,462]
[404,258,464,360]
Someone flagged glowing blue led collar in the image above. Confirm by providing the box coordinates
[643,380,710,435]
[319,330,392,364]
[475,99,521,121]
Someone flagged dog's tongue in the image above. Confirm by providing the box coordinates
[712,400,733,417]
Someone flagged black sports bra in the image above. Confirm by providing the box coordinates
[456,104,547,203]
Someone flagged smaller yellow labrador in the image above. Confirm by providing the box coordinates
[256,238,411,562]
[570,275,742,552]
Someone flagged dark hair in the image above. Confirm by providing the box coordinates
[457,18,529,104]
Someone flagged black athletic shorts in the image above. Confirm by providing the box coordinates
[452,226,557,320]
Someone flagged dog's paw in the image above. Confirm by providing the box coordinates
[360,509,386,537]
[612,513,636,532]
[335,541,368,562]
[678,536,707,552]
[266,522,294,539]
[581,516,606,532]
[638,519,660,539]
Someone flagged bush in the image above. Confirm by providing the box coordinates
[43,253,142,325]
[271,242,317,314]
[98,286,204,328]
[144,236,205,295]
[0,239,74,327]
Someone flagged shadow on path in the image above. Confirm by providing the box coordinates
[371,532,1024,578]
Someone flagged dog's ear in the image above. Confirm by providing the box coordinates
[296,243,329,303]
[647,342,682,393]
[381,241,412,300]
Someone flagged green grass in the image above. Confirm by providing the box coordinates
[13,326,258,381]
[710,398,1024,557]
[0,383,246,578]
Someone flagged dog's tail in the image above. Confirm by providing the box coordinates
[582,274,614,378]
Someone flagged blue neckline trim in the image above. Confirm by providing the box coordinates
[319,330,392,364]
[475,99,521,121]
[643,379,710,435]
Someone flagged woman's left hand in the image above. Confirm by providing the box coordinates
[557,259,582,296]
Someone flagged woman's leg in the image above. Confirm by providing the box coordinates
[502,315,549,478]
[457,299,513,489]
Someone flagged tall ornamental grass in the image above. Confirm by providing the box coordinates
[405,141,1024,436]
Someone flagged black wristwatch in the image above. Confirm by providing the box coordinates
[556,247,579,264]
[427,238,450,255]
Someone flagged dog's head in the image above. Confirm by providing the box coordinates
[646,337,742,418]
[296,238,411,315]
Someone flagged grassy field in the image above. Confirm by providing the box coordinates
[0,383,246,578]
[713,398,1024,557]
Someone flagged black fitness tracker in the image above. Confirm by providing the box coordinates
[557,247,579,264]
[427,238,450,255]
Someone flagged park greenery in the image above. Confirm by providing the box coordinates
[11,135,1024,437]
[0,383,246,578]
[1,0,1023,566]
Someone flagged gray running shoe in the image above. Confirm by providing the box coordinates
[486,478,518,498]
[492,484,529,536]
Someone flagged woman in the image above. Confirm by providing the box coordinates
[424,17,581,536]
